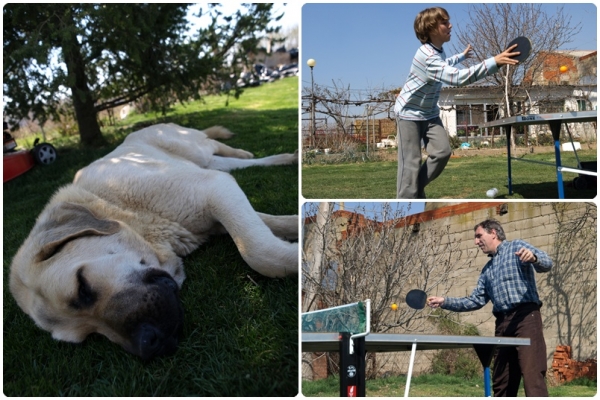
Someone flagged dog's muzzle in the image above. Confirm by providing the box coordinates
[108,269,184,361]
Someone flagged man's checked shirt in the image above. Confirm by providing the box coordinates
[442,240,553,313]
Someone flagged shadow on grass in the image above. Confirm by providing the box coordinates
[107,107,298,155]
[507,181,597,199]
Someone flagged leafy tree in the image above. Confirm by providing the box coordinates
[3,4,282,146]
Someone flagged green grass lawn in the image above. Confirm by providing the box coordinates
[302,374,597,397]
[3,77,299,396]
[301,150,597,199]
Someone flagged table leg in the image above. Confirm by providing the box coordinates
[339,332,366,397]
[506,126,513,195]
[483,366,492,397]
[404,342,417,397]
[549,120,565,199]
[473,344,496,397]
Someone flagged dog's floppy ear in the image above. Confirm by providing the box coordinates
[34,202,120,262]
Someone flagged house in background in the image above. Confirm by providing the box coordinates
[306,50,596,148]
[438,50,597,141]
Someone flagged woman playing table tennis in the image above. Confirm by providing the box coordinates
[395,7,520,199]
[428,219,552,397]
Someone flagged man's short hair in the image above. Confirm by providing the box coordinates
[414,7,449,44]
[474,219,507,241]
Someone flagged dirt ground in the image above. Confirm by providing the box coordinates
[370,143,596,162]
[450,142,596,158]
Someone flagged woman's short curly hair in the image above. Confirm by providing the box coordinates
[414,7,450,44]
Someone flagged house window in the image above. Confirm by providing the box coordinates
[539,100,564,113]
[486,105,500,122]
[577,100,587,111]
[456,104,486,136]
[456,106,468,126]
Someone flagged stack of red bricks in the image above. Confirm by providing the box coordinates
[552,345,597,383]
[312,353,328,380]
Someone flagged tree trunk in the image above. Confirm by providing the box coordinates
[60,10,106,147]
[302,202,333,313]
[72,90,106,147]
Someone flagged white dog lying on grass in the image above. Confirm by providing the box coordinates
[9,123,298,360]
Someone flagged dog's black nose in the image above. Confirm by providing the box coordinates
[135,322,179,361]
[152,275,178,292]
[143,270,178,292]
[138,323,160,354]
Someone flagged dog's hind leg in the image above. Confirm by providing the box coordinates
[256,213,298,241]
[211,141,254,159]
[207,176,298,278]
[207,151,298,172]
[203,214,297,241]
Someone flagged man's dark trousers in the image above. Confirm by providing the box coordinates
[493,303,548,397]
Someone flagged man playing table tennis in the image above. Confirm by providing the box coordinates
[428,219,552,397]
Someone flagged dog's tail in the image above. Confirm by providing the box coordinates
[204,126,235,140]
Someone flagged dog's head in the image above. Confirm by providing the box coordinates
[9,202,185,361]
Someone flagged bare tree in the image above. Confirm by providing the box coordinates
[302,81,396,144]
[453,4,582,149]
[456,4,581,106]
[302,202,475,378]
[302,202,473,332]
[302,202,334,313]
[303,81,354,136]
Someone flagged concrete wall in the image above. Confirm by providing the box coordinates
[420,203,596,360]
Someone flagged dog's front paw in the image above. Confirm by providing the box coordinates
[236,149,254,159]
[276,152,298,165]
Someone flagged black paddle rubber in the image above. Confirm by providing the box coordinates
[506,36,532,62]
[406,289,428,310]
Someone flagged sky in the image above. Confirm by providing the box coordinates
[301,3,597,96]
[303,201,426,219]
[188,3,299,33]
[335,201,425,218]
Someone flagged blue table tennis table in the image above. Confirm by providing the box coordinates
[302,332,530,397]
[478,110,597,198]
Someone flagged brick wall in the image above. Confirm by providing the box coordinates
[353,118,397,143]
[552,345,597,383]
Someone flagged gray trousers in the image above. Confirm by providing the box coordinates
[396,117,451,199]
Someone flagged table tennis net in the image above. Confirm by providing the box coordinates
[301,301,367,334]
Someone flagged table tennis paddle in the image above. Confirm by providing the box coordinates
[406,289,428,310]
[506,36,532,62]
